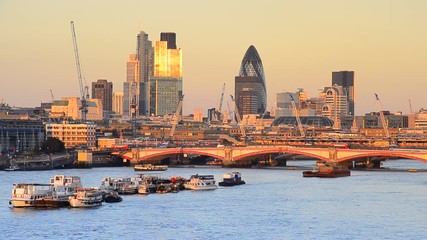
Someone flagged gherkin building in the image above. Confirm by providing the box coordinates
[235,45,267,116]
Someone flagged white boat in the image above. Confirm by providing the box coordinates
[137,175,159,195]
[69,188,103,208]
[46,175,83,206]
[134,164,168,171]
[4,164,20,171]
[10,183,53,208]
[183,174,218,191]
[99,177,128,193]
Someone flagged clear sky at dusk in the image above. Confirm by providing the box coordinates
[1,0,427,115]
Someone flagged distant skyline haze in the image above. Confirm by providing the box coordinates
[1,0,427,115]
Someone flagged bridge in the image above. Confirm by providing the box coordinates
[119,146,427,166]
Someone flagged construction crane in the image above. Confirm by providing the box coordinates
[215,83,226,121]
[50,89,55,102]
[70,21,89,123]
[169,95,184,140]
[289,93,305,138]
[130,80,137,139]
[230,95,246,139]
[374,93,390,138]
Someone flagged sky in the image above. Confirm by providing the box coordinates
[1,0,427,116]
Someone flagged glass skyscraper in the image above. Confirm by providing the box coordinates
[332,71,354,116]
[235,45,267,116]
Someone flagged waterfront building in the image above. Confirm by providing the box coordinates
[235,45,267,117]
[332,71,355,116]
[91,79,113,112]
[45,122,96,148]
[0,119,44,152]
[112,92,124,115]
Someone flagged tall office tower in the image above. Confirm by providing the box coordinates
[123,54,139,117]
[321,84,348,123]
[160,32,177,49]
[136,31,154,116]
[92,79,113,112]
[332,71,354,116]
[235,45,267,118]
[112,92,124,114]
[148,32,182,116]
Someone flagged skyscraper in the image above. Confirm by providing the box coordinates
[235,45,267,117]
[136,31,154,116]
[91,79,113,112]
[332,71,354,116]
[321,84,348,128]
[148,32,182,116]
[160,32,177,49]
[123,54,139,117]
[112,92,124,114]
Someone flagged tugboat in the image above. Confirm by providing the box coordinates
[302,164,351,178]
[219,172,246,186]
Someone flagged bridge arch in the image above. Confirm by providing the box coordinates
[132,148,225,162]
[233,148,329,162]
[338,152,427,163]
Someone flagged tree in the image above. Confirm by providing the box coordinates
[41,137,65,154]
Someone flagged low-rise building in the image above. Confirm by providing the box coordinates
[45,122,96,148]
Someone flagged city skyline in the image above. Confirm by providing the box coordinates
[1,1,427,115]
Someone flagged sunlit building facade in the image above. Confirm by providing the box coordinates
[112,92,124,115]
[45,123,96,148]
[148,32,182,116]
[235,45,267,117]
[321,85,348,122]
[50,97,102,121]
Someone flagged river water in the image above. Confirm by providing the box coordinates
[1,160,426,240]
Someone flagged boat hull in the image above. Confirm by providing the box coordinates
[302,170,351,178]
[69,198,102,208]
[218,180,246,187]
[10,199,34,208]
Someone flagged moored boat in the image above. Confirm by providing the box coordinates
[10,183,53,208]
[69,188,103,208]
[183,174,218,190]
[302,165,351,178]
[137,175,158,195]
[33,175,84,208]
[4,165,20,171]
[219,172,246,186]
[156,184,171,194]
[104,191,122,203]
[134,164,168,171]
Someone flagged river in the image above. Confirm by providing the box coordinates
[1,160,426,240]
